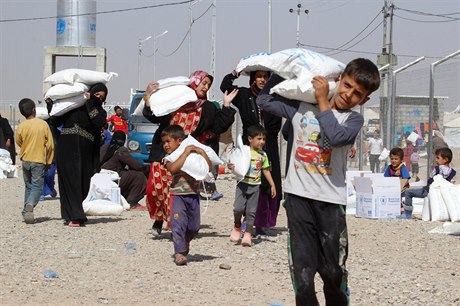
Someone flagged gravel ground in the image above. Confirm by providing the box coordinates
[1,169,459,306]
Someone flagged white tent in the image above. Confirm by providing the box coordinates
[444,113,460,148]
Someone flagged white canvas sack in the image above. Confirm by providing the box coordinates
[429,175,452,222]
[227,135,251,179]
[440,184,460,222]
[236,49,344,103]
[270,79,338,103]
[44,82,89,101]
[35,107,50,120]
[235,52,272,76]
[421,197,431,221]
[148,85,198,117]
[133,76,191,116]
[164,135,223,181]
[157,76,190,88]
[83,173,124,216]
[44,68,118,85]
[49,94,86,117]
[83,199,124,216]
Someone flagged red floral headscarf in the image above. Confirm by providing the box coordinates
[180,70,213,110]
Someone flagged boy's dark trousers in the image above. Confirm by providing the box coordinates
[285,193,349,306]
[170,194,200,255]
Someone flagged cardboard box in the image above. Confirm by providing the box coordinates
[355,176,401,219]
[346,170,372,197]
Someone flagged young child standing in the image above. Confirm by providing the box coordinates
[15,98,54,224]
[161,125,212,266]
[403,147,456,219]
[384,147,411,192]
[228,125,276,247]
[257,58,380,305]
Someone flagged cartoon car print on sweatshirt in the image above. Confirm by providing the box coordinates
[294,111,331,176]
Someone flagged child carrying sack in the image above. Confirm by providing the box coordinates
[163,135,223,181]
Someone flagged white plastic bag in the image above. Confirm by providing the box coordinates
[228,135,251,179]
[406,131,420,143]
[429,187,450,222]
[44,68,118,85]
[149,85,198,117]
[49,94,86,117]
[378,148,390,161]
[44,82,89,100]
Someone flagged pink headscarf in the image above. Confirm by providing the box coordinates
[186,70,213,108]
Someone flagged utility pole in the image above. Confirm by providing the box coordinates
[209,0,216,100]
[289,2,309,48]
[377,0,397,149]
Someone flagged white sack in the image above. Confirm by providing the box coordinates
[429,187,450,222]
[440,184,460,222]
[270,79,337,103]
[50,94,86,117]
[44,68,117,85]
[228,135,251,179]
[157,76,190,88]
[236,52,272,76]
[0,148,11,159]
[44,82,89,100]
[236,49,344,103]
[421,197,431,221]
[35,107,50,120]
[132,99,145,116]
[149,85,198,117]
[83,199,123,216]
[164,135,222,181]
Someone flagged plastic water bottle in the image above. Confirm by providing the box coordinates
[126,242,137,251]
[43,269,58,279]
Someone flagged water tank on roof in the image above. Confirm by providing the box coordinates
[56,0,96,47]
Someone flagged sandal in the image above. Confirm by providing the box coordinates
[174,253,187,266]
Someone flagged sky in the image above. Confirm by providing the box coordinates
[1,0,459,112]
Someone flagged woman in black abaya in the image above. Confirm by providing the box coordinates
[53,83,108,227]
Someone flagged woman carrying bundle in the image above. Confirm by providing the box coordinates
[143,70,237,236]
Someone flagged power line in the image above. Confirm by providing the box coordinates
[326,20,383,56]
[160,3,214,58]
[299,42,460,60]
[394,13,459,23]
[323,9,382,55]
[395,6,460,21]
[0,0,194,23]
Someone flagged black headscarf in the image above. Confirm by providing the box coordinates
[88,83,108,107]
[249,70,271,97]
[100,130,125,166]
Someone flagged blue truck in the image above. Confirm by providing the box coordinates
[126,89,158,166]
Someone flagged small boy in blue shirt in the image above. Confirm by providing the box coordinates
[384,147,411,190]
